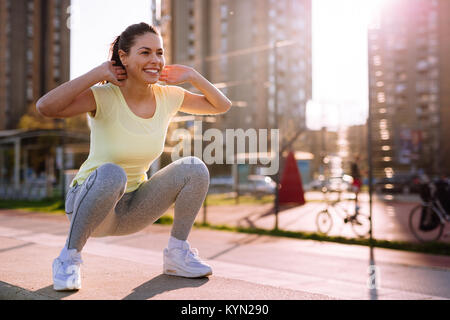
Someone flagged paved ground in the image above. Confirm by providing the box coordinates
[1,209,450,300]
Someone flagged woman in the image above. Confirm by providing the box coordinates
[37,22,231,291]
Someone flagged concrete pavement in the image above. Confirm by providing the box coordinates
[1,209,450,300]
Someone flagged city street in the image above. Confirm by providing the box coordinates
[197,191,450,243]
[0,208,449,300]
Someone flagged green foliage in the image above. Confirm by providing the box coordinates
[205,193,275,206]
[18,102,89,131]
[154,215,174,225]
[0,198,65,214]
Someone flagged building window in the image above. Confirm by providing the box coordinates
[220,4,228,20]
[187,46,195,56]
[395,84,406,94]
[380,130,390,140]
[416,81,428,93]
[221,21,227,35]
[27,24,33,38]
[373,55,382,66]
[416,59,428,71]
[429,68,439,79]
[54,16,60,29]
[427,54,438,66]
[429,80,439,94]
[379,119,388,130]
[396,72,407,81]
[377,92,386,103]
[26,79,33,101]
[429,103,438,113]
[371,44,380,52]
[221,38,227,52]
[54,68,60,81]
[26,49,33,63]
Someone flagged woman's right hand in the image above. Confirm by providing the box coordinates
[98,61,127,86]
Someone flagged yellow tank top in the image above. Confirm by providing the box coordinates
[70,82,186,193]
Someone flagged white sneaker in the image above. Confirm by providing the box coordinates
[52,248,83,291]
[163,242,212,278]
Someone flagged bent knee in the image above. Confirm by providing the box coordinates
[97,163,127,188]
[178,157,210,184]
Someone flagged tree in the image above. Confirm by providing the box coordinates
[18,103,89,131]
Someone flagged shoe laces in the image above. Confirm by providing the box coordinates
[68,254,83,266]
[59,252,83,270]
[183,245,202,264]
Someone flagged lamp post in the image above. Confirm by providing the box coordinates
[367,62,374,246]
[273,40,280,231]
[57,118,66,203]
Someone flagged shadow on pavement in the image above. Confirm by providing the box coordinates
[122,274,209,300]
[34,285,79,300]
[234,203,301,229]
[0,242,35,254]
[207,234,260,260]
[368,246,379,300]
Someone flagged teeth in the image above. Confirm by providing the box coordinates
[144,69,159,74]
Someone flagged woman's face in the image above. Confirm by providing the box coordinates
[119,32,165,84]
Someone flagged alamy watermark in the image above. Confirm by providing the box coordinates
[170,121,280,175]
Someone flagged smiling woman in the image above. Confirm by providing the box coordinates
[36,21,231,292]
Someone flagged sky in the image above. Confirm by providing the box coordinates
[70,0,382,130]
[308,0,374,130]
[69,0,152,78]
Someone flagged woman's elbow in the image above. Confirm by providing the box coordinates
[220,99,232,114]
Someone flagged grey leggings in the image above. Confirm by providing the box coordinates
[64,157,210,252]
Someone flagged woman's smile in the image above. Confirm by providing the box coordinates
[143,67,160,76]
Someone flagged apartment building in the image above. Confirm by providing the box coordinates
[154,0,312,137]
[0,0,70,130]
[368,0,450,177]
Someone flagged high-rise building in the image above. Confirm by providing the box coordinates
[154,0,312,137]
[368,0,450,178]
[0,0,71,130]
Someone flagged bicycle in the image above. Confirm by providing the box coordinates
[409,181,450,242]
[316,186,371,238]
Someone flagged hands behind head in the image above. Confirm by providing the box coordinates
[159,65,195,85]
[100,61,127,86]
[99,62,197,86]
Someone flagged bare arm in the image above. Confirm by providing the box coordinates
[159,65,232,115]
[36,61,127,118]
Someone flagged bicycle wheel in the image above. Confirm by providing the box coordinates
[351,212,371,238]
[409,204,444,242]
[316,209,333,234]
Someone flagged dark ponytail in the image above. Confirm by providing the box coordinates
[110,35,124,68]
[109,22,160,67]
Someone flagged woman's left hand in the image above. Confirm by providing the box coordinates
[159,65,196,85]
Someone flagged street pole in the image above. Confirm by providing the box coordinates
[273,40,280,231]
[203,190,207,225]
[202,117,208,225]
[60,119,66,203]
[367,60,374,246]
